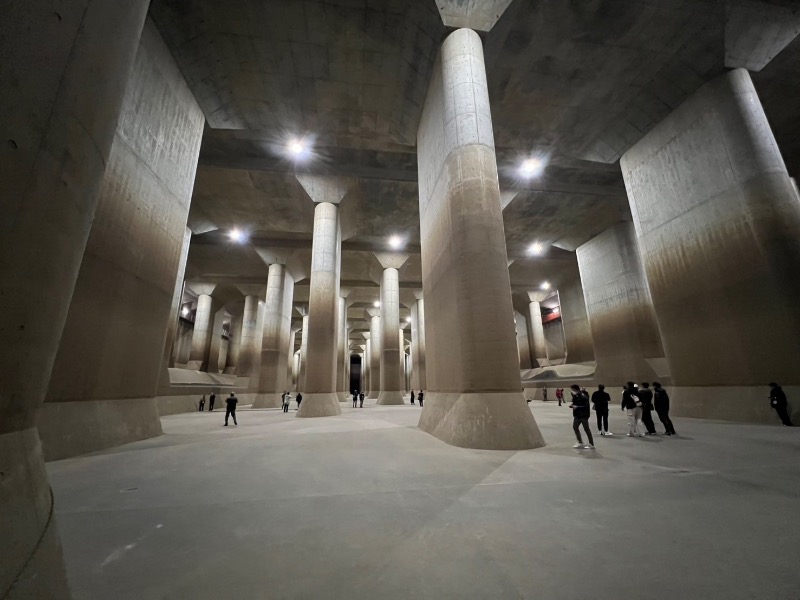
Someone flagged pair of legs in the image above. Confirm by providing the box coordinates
[224,407,237,425]
[283,403,289,413]
[596,409,609,433]
[656,408,676,434]
[573,417,594,446]
[627,408,644,436]
[353,398,357,407]
[641,407,657,434]
[774,405,793,426]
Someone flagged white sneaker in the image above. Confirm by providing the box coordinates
[605,431,613,436]
[573,442,584,448]
[585,444,595,449]
[627,433,633,437]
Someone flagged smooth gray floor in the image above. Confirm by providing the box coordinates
[48,400,800,599]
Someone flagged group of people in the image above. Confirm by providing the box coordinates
[565,381,676,449]
[410,390,424,406]
[352,391,365,407]
[541,387,567,406]
[281,391,302,412]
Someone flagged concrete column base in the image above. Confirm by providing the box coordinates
[297,393,343,418]
[337,392,348,402]
[418,392,546,450]
[251,393,283,409]
[1,429,71,598]
[670,386,800,425]
[367,391,379,399]
[156,395,202,416]
[377,391,405,405]
[37,398,163,461]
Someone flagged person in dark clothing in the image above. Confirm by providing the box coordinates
[359,392,365,407]
[621,381,643,437]
[569,384,594,449]
[410,390,415,405]
[224,393,238,426]
[653,382,676,435]
[556,388,564,406]
[638,382,657,435]
[769,382,793,426]
[352,390,358,408]
[209,392,216,411]
[199,395,206,412]
[543,386,548,402]
[418,391,424,407]
[296,393,302,409]
[591,384,611,436]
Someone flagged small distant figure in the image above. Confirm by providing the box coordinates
[209,392,216,412]
[543,386,548,402]
[199,395,206,412]
[638,382,657,435]
[352,390,358,408]
[224,392,238,426]
[418,390,424,408]
[569,384,594,449]
[592,384,611,436]
[621,381,643,437]
[769,382,793,426]
[410,390,416,405]
[359,392,364,408]
[653,382,676,435]
[556,388,564,406]
[283,392,291,413]
[296,393,303,410]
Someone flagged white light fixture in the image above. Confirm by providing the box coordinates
[541,281,551,290]
[388,235,404,250]
[519,158,544,179]
[405,316,412,323]
[229,228,246,243]
[528,242,544,255]
[181,307,189,316]
[551,306,560,314]
[373,301,380,308]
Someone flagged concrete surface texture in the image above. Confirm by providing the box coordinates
[416,28,544,450]
[377,264,405,405]
[526,296,549,368]
[367,310,382,399]
[47,403,800,600]
[409,298,427,391]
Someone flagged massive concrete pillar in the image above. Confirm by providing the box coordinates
[40,19,204,460]
[236,292,263,383]
[336,294,349,402]
[415,28,544,449]
[188,286,220,370]
[410,297,427,390]
[621,68,800,423]
[526,293,549,368]
[367,309,382,399]
[225,314,244,374]
[515,312,533,370]
[0,1,150,596]
[298,312,309,391]
[288,325,301,390]
[206,307,228,374]
[558,278,595,364]
[363,335,371,395]
[376,254,408,404]
[162,228,192,372]
[577,222,667,385]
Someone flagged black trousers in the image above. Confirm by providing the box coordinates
[353,398,357,407]
[283,404,289,412]
[641,407,657,434]
[595,409,609,432]
[774,405,793,426]
[225,407,237,424]
[209,400,215,411]
[656,408,676,434]
[573,417,594,445]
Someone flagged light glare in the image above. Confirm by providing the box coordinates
[373,301,380,308]
[229,228,246,243]
[528,242,544,255]
[541,281,551,290]
[388,235,404,249]
[405,316,412,323]
[519,158,544,178]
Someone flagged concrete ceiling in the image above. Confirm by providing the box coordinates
[150,0,800,345]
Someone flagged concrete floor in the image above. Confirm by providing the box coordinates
[48,400,800,599]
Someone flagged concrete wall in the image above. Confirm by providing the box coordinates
[40,19,204,460]
[543,319,566,361]
[558,280,595,364]
[515,312,533,369]
[621,68,800,422]
[577,222,666,385]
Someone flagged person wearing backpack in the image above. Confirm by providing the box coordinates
[569,384,594,449]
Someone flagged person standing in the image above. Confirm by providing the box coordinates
[199,395,206,412]
[569,384,594,449]
[282,392,291,413]
[296,393,302,410]
[638,382,657,435]
[556,388,564,406]
[224,392,238,426]
[418,390,424,407]
[769,382,793,426]
[410,390,415,405]
[591,384,611,436]
[209,392,216,412]
[352,390,358,408]
[621,382,643,437]
[653,382,676,435]
[543,386,548,402]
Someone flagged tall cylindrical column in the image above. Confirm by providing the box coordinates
[336,296,348,401]
[253,265,295,408]
[378,268,404,404]
[298,315,309,391]
[0,1,150,596]
[368,313,382,398]
[237,295,261,380]
[527,301,548,368]
[188,292,219,370]
[416,28,544,449]
[410,298,427,390]
[364,338,371,396]
[299,202,342,416]
[225,315,244,373]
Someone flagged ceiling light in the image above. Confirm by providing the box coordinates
[405,316,412,323]
[551,306,560,314]
[373,301,380,308]
[388,235,404,249]
[541,281,551,290]
[181,307,189,316]
[519,158,544,179]
[229,228,246,243]
[528,242,544,255]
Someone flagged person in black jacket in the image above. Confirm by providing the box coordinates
[638,382,657,435]
[769,382,793,426]
[591,384,612,436]
[224,393,238,426]
[417,391,424,407]
[621,381,643,437]
[209,392,216,411]
[653,382,676,435]
[569,384,594,449]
